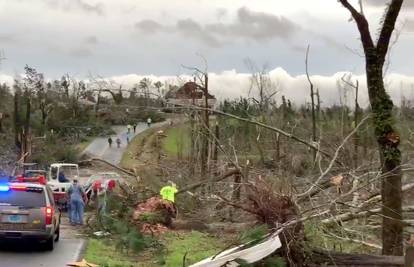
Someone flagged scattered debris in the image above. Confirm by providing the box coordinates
[190,233,281,267]
[132,196,177,228]
[67,259,99,267]
[93,231,111,237]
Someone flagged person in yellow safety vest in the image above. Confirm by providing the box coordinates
[160,182,178,203]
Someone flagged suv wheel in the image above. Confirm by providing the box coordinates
[44,236,54,251]
[54,226,60,242]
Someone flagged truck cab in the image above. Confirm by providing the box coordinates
[47,163,80,208]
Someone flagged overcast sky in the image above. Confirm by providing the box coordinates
[0,0,413,105]
[0,0,412,77]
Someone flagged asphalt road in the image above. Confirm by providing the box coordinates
[83,122,166,165]
[83,123,152,165]
[0,123,162,266]
[0,216,85,267]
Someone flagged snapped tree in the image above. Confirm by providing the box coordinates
[338,0,404,255]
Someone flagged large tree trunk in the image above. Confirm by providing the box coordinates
[367,62,402,255]
[339,0,404,255]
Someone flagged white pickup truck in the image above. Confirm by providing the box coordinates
[47,163,81,209]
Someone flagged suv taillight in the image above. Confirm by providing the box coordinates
[43,206,54,225]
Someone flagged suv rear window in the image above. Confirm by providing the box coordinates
[0,190,46,208]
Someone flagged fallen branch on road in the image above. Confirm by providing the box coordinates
[78,157,135,177]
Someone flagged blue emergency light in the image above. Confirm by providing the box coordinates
[0,184,10,192]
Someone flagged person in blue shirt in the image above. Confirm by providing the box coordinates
[58,171,69,183]
[68,179,86,225]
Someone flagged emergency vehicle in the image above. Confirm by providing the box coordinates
[0,174,61,250]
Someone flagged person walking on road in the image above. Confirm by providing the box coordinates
[126,133,131,144]
[108,137,113,147]
[127,124,132,134]
[147,117,152,128]
[68,179,86,226]
[116,137,121,148]
[133,123,137,133]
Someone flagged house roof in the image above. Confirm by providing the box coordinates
[165,81,215,100]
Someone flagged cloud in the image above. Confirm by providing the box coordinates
[0,34,17,43]
[407,20,414,32]
[176,19,221,46]
[70,47,93,57]
[217,7,299,40]
[84,35,98,45]
[364,0,414,8]
[216,8,228,20]
[134,20,165,33]
[135,7,300,47]
[44,0,104,15]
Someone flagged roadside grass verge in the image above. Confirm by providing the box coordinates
[120,128,157,170]
[85,231,224,267]
[156,231,227,267]
[75,137,93,154]
[160,231,224,266]
[162,124,191,157]
[85,239,142,267]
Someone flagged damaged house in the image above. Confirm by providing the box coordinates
[164,81,216,108]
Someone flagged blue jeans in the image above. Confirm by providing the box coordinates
[70,198,84,225]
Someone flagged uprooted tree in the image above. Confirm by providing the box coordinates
[338,0,404,255]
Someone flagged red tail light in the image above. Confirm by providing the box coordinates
[43,206,54,225]
[10,185,27,191]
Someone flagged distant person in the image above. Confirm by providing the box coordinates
[126,133,131,144]
[68,179,86,226]
[147,117,152,128]
[108,137,113,147]
[133,123,137,133]
[127,124,132,134]
[116,137,121,148]
[58,171,69,183]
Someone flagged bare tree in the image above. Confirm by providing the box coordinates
[338,0,404,255]
[305,45,317,161]
[341,73,360,168]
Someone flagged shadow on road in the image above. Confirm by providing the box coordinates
[0,240,51,252]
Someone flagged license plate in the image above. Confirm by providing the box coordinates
[2,215,27,223]
[8,215,22,223]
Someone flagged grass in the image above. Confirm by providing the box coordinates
[160,231,224,266]
[162,124,190,157]
[84,231,224,267]
[85,239,142,267]
[75,137,93,154]
[120,127,157,170]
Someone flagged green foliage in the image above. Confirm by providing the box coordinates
[30,140,79,166]
[263,256,286,267]
[239,224,269,243]
[304,221,377,254]
[85,239,140,267]
[97,195,155,255]
[234,258,252,266]
[162,124,190,157]
[139,212,166,225]
[162,231,223,266]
